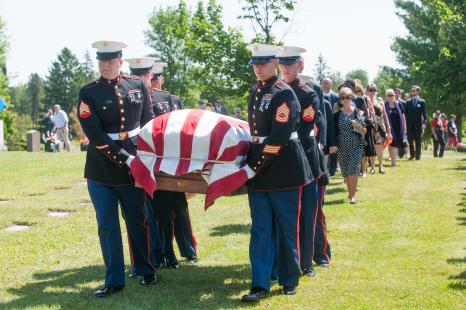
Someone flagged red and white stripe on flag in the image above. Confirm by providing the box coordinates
[130,109,251,208]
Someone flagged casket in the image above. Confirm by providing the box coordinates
[154,171,248,196]
[130,109,251,208]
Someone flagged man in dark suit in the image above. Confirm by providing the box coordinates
[394,88,408,158]
[213,99,229,115]
[321,77,339,106]
[405,85,427,160]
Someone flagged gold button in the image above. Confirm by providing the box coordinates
[257,88,261,93]
[253,123,256,126]
[107,80,111,84]
[253,167,257,170]
[252,114,255,118]
[119,99,124,104]
[116,93,121,97]
[102,106,107,110]
[120,109,124,113]
[113,156,116,159]
[120,125,124,129]
[114,85,118,90]
[119,161,123,164]
[254,130,258,134]
[121,117,125,121]
[253,106,256,110]
[258,161,261,164]
[262,155,265,159]
[107,151,110,154]
[255,97,258,100]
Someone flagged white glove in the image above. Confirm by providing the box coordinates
[242,165,256,179]
[126,155,135,167]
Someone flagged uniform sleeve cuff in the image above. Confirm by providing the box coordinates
[243,165,256,179]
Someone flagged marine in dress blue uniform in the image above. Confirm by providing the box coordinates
[78,42,157,297]
[278,47,322,278]
[241,44,312,302]
[299,74,333,267]
[124,57,165,276]
[148,63,198,268]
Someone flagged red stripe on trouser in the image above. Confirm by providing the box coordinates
[296,186,302,264]
[127,233,135,269]
[320,185,330,262]
[142,195,153,268]
[185,207,197,251]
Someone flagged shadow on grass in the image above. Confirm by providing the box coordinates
[456,216,466,226]
[324,199,345,206]
[210,224,251,237]
[0,263,259,309]
[325,187,345,195]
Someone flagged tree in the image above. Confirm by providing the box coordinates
[392,0,466,139]
[146,1,196,102]
[346,69,369,87]
[9,84,28,114]
[27,73,44,124]
[238,0,297,43]
[329,70,345,91]
[44,47,85,113]
[187,0,255,102]
[82,50,97,84]
[314,54,331,82]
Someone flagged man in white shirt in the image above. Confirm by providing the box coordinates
[52,104,70,151]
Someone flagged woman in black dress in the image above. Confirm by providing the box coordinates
[334,87,366,204]
[385,89,406,166]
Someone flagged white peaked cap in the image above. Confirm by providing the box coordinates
[125,57,157,69]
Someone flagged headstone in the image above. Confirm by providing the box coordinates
[0,120,7,151]
[27,130,40,152]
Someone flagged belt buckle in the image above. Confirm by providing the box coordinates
[119,132,128,140]
[252,136,260,144]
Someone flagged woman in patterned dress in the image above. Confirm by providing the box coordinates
[334,87,367,204]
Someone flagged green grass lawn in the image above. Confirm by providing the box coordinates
[0,151,464,309]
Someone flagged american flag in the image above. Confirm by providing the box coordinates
[130,109,251,208]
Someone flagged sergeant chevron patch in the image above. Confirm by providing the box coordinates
[275,102,290,123]
[79,101,91,119]
[302,105,315,122]
[263,144,281,154]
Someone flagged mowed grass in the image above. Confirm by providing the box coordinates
[0,151,464,309]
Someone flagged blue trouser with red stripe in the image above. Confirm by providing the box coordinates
[248,187,301,291]
[87,181,154,286]
[313,185,331,264]
[173,194,197,258]
[299,180,318,270]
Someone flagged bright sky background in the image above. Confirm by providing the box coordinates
[1,0,407,86]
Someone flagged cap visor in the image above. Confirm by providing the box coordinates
[249,58,273,65]
[278,57,299,65]
[96,51,122,60]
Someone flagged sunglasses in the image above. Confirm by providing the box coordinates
[355,89,363,93]
[341,96,352,101]
[368,88,376,92]
[387,94,395,97]
[410,89,416,92]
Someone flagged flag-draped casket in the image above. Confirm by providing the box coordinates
[130,109,251,208]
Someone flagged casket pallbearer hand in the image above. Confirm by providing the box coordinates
[128,109,255,209]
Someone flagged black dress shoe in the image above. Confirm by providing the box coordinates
[241,286,268,302]
[128,271,142,278]
[167,261,180,269]
[94,285,124,297]
[186,255,198,263]
[282,286,297,295]
[316,262,330,267]
[303,267,316,277]
[140,274,159,286]
[270,276,278,284]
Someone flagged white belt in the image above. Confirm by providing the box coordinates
[309,129,315,137]
[252,131,298,144]
[107,127,140,140]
